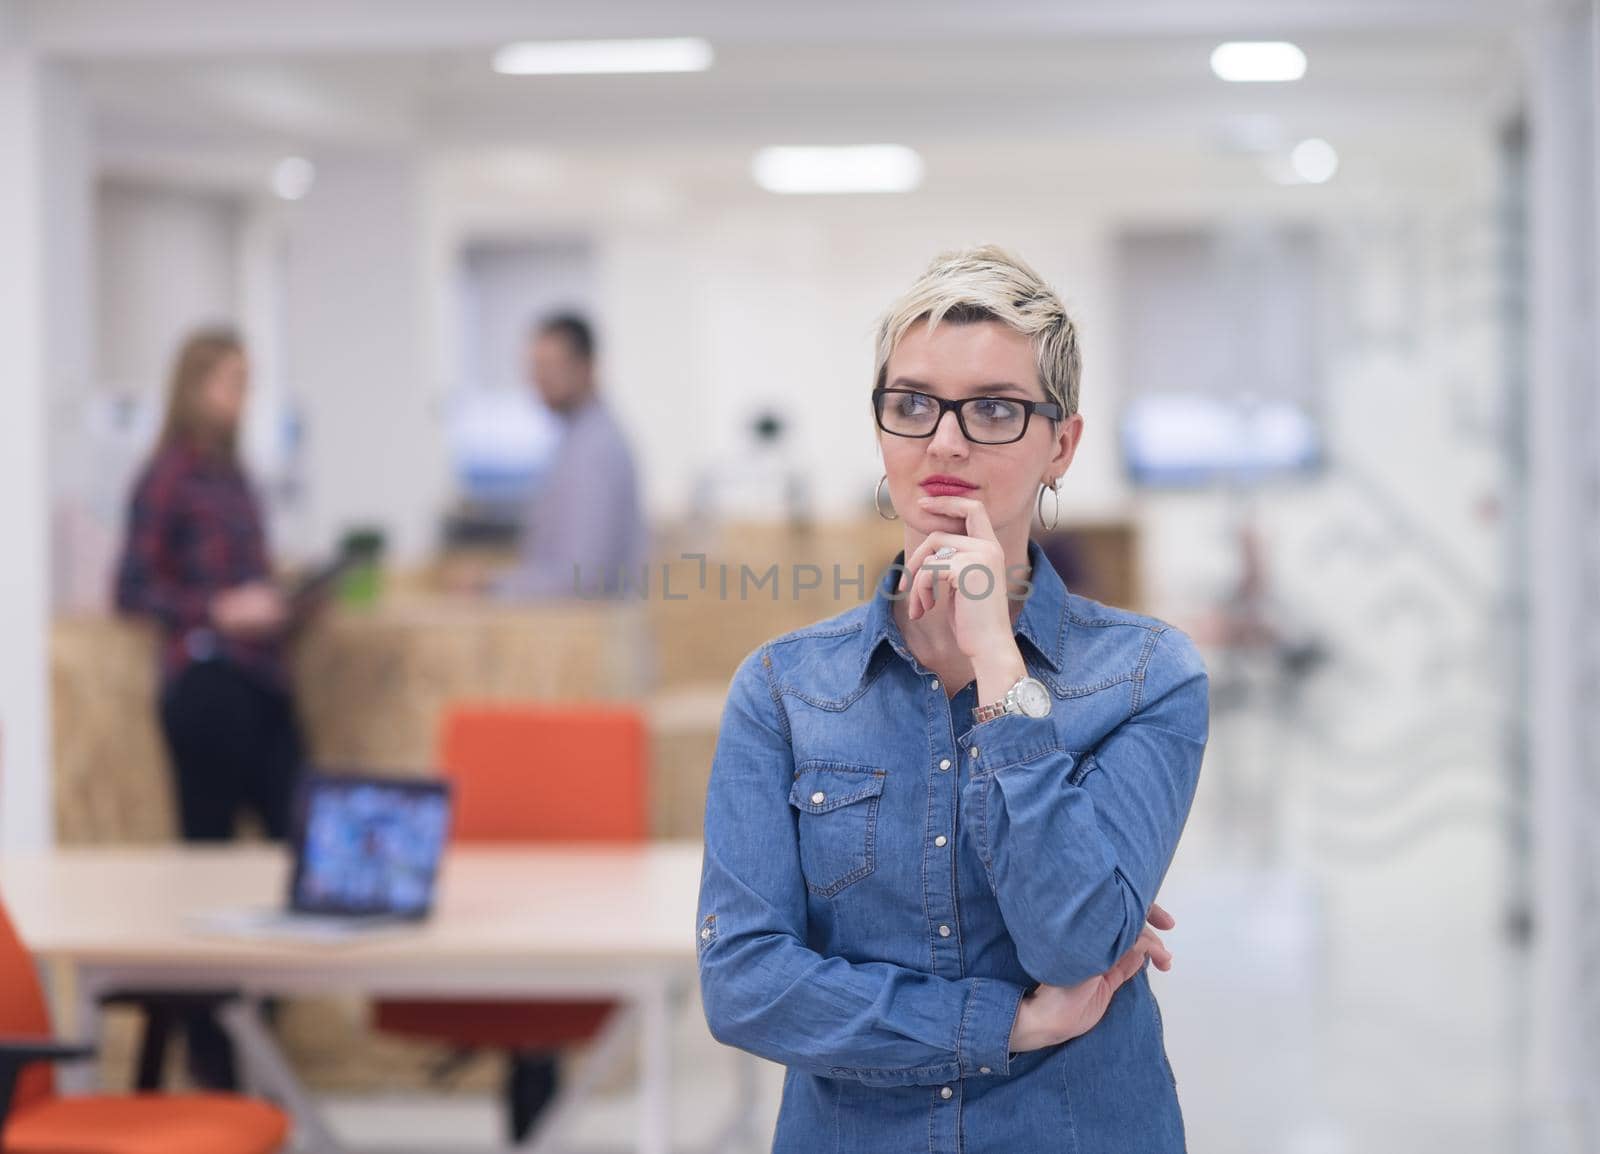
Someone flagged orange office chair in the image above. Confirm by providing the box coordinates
[373,703,649,1143]
[0,897,289,1154]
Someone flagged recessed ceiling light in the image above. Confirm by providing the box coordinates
[1210,41,1307,83]
[1290,138,1338,183]
[493,37,713,76]
[751,145,924,195]
[272,156,315,201]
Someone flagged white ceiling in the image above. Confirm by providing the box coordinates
[15,0,1528,55]
[18,0,1526,204]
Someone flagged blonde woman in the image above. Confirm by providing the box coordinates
[697,247,1208,1152]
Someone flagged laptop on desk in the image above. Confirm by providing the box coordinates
[190,772,453,942]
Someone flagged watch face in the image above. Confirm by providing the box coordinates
[1015,678,1052,718]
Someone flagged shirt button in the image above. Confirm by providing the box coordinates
[938,758,951,771]
[939,1086,953,1100]
[700,927,711,940]
[810,791,825,805]
[938,924,951,937]
[979,1066,992,1074]
[930,678,940,690]
[934,835,948,847]
[969,746,980,759]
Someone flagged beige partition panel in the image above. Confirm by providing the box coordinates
[52,617,175,845]
[52,599,648,846]
[294,597,648,772]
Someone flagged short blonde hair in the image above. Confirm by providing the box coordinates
[873,245,1081,418]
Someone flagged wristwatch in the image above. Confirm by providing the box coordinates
[972,674,1052,724]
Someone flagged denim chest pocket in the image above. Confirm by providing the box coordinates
[787,763,885,898]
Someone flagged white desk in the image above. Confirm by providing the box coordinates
[0,843,756,1154]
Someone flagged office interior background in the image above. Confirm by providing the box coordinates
[1,1,1597,1152]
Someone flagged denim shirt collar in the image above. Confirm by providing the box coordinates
[858,537,1067,682]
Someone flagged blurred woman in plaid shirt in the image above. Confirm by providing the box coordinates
[113,326,304,1090]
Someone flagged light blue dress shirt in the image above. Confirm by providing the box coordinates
[498,394,647,599]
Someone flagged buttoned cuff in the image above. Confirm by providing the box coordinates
[957,977,1027,1078]
[962,711,1067,775]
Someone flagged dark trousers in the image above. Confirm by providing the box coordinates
[160,660,304,842]
[158,659,305,1089]
[508,1052,561,1143]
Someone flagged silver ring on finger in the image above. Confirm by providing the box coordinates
[933,545,957,560]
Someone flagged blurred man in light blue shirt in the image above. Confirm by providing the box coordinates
[497,313,647,599]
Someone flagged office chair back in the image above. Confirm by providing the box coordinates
[373,703,649,1050]
[443,704,649,844]
[0,898,60,1116]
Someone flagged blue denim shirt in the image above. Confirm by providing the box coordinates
[696,538,1209,1154]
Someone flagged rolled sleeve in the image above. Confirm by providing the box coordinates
[960,627,1209,987]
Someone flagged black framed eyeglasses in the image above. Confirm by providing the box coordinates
[871,387,1063,446]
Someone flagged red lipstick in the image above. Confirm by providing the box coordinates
[919,474,977,496]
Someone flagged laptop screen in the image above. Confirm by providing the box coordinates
[289,773,452,918]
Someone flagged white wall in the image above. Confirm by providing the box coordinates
[280,154,447,563]
[48,181,248,611]
[1526,0,1600,1137]
[96,182,241,394]
[458,238,595,395]
[0,48,69,851]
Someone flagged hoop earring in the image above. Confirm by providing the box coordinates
[874,474,898,521]
[1036,481,1061,530]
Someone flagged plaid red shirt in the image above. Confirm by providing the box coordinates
[113,442,287,690]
